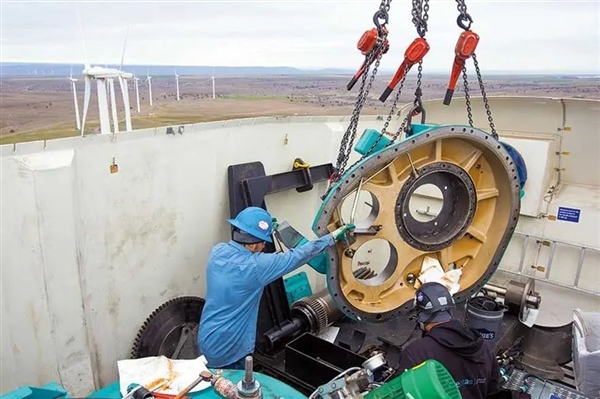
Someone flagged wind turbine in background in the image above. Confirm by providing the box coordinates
[133,74,141,113]
[175,70,180,101]
[69,66,81,130]
[77,11,133,135]
[115,28,133,132]
[211,67,216,99]
[147,66,153,106]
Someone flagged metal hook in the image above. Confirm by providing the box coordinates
[416,21,427,38]
[457,13,473,31]
[373,10,389,30]
[405,105,427,137]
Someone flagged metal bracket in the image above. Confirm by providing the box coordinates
[234,162,334,210]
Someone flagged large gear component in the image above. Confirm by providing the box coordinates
[131,296,205,359]
[312,125,521,323]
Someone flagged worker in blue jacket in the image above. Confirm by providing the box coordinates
[198,206,354,369]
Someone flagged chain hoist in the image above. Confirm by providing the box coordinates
[331,0,393,185]
[326,0,498,201]
[339,0,431,177]
[444,0,498,139]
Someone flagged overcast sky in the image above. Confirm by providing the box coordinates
[2,0,599,73]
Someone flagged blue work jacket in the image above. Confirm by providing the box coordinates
[198,234,335,368]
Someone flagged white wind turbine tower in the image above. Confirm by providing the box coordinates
[108,78,119,132]
[147,66,153,106]
[69,66,81,130]
[77,23,134,135]
[80,63,134,135]
[134,74,141,112]
[175,70,180,101]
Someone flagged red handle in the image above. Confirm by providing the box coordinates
[380,37,429,102]
[444,31,480,105]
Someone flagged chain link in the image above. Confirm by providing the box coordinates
[455,0,468,18]
[333,0,393,180]
[411,0,430,37]
[335,48,385,177]
[462,64,474,128]
[472,53,498,139]
[461,53,498,139]
[344,67,409,174]
[348,3,428,168]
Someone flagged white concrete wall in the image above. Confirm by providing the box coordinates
[1,97,599,395]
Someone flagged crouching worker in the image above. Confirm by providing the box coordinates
[397,282,502,399]
[198,206,354,370]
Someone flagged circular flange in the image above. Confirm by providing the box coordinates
[395,161,477,252]
[312,125,521,323]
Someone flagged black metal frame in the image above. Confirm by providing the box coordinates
[227,160,334,350]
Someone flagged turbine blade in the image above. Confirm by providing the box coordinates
[75,4,90,70]
[81,76,91,135]
[119,27,129,70]
[118,76,132,131]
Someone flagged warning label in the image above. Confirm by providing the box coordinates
[557,206,581,223]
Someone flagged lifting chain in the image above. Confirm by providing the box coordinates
[356,0,429,159]
[455,0,498,139]
[333,0,393,182]
[322,0,429,202]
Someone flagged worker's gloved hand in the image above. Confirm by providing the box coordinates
[271,217,279,230]
[330,223,356,241]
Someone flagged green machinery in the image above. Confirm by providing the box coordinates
[0,358,460,399]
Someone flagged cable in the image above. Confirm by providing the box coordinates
[307,367,362,399]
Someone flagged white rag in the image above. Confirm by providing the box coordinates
[117,355,211,396]
[416,256,462,294]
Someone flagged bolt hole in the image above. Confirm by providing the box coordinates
[485,136,489,140]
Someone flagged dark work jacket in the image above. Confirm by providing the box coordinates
[397,320,501,399]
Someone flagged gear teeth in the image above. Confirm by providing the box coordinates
[293,297,329,333]
[130,296,205,359]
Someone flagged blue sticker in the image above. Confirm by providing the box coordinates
[417,292,424,302]
[557,206,581,223]
[549,395,561,399]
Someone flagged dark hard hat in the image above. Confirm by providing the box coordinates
[415,282,455,323]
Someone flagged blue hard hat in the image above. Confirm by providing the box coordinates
[227,206,274,243]
[415,282,455,324]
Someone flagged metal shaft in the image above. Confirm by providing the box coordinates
[244,356,253,383]
[482,283,540,309]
